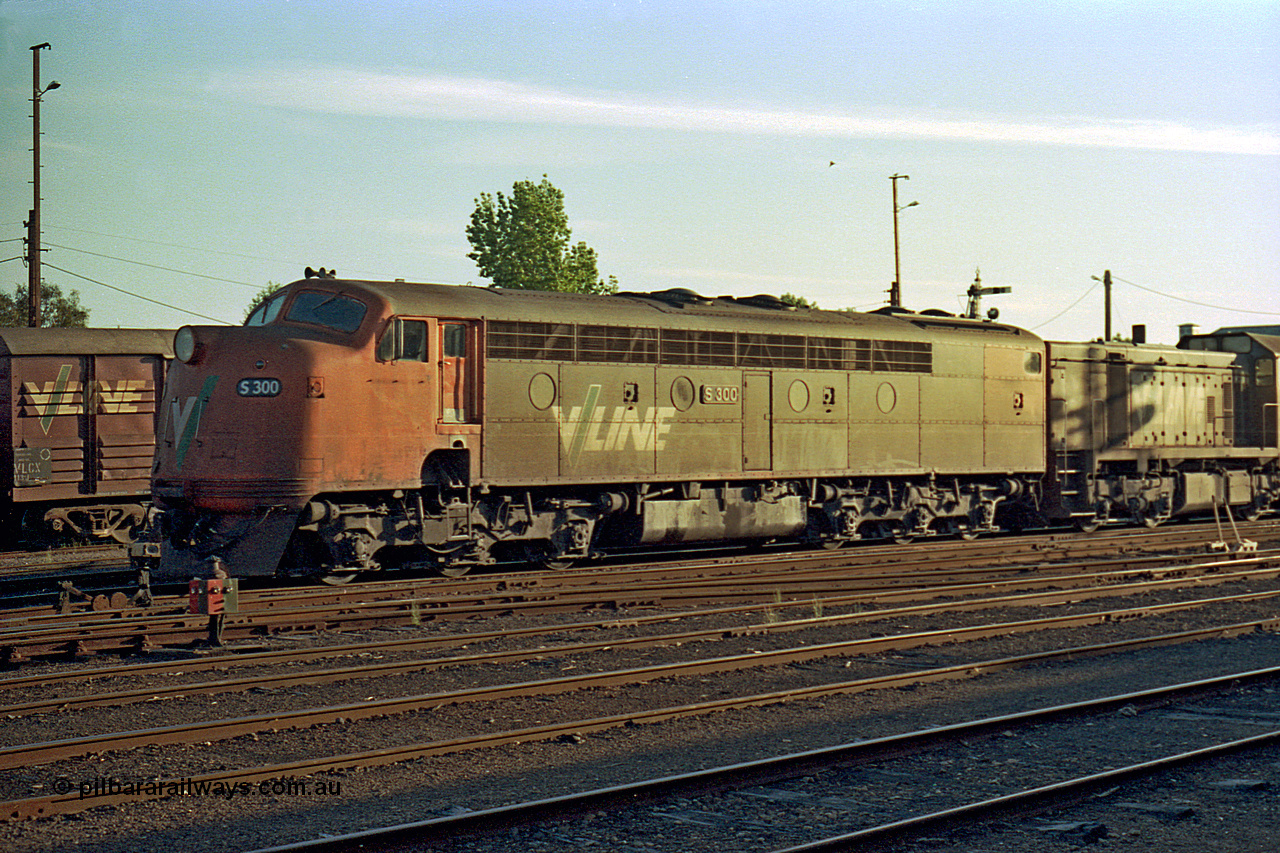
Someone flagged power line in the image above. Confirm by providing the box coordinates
[1031,282,1100,331]
[1110,274,1280,316]
[43,242,261,289]
[43,224,400,280]
[45,224,313,267]
[42,262,233,325]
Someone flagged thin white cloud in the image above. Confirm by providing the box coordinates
[206,67,1280,157]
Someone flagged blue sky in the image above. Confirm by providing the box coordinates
[2,0,1277,343]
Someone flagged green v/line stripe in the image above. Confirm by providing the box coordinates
[567,384,601,466]
[39,364,73,434]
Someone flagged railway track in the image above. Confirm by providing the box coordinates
[1,540,1278,663]
[221,667,1280,853]
[1,516,1273,614]
[2,522,1278,852]
[3,585,1279,818]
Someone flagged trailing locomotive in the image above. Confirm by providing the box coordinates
[150,276,1279,582]
[0,328,172,544]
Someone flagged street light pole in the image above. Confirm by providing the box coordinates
[888,174,917,308]
[27,42,58,328]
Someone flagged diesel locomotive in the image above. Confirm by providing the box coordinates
[0,327,172,545]
[149,275,1280,581]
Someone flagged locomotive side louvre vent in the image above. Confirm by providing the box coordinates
[488,321,573,361]
[486,320,932,374]
[577,325,658,363]
[659,328,736,366]
[738,333,806,369]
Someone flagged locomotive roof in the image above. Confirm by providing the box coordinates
[0,327,175,357]
[299,279,1042,347]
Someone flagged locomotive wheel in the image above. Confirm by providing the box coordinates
[437,563,471,578]
[1237,504,1262,523]
[1073,516,1101,534]
[319,572,358,586]
[953,521,980,541]
[891,525,915,545]
[524,542,573,571]
[1140,513,1163,529]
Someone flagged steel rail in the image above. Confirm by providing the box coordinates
[6,562,1279,695]
[13,665,1269,842]
[2,552,1278,663]
[1,525,1271,628]
[5,655,1274,824]
[5,542,1276,639]
[7,585,1280,718]
[9,517,1272,619]
[2,613,1276,772]
[773,729,1280,852]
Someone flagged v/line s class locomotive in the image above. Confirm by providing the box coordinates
[149,274,1280,582]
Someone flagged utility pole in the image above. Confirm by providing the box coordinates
[888,174,916,308]
[27,42,58,328]
[1103,269,1112,342]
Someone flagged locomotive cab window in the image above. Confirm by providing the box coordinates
[1025,351,1043,374]
[285,290,368,333]
[245,290,287,326]
[443,323,466,358]
[377,318,429,362]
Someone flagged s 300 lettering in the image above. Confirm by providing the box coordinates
[237,378,281,397]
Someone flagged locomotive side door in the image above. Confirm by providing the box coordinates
[742,372,773,470]
[437,320,478,424]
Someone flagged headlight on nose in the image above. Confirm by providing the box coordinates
[175,327,202,364]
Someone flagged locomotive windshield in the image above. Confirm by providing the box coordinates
[245,290,287,326]
[283,290,368,333]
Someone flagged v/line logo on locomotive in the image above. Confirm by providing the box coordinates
[553,384,677,465]
[22,363,156,435]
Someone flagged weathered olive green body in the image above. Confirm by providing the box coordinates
[151,279,1278,581]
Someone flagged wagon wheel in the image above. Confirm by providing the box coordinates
[109,519,140,545]
[890,523,915,545]
[318,571,359,586]
[817,538,845,551]
[953,520,980,541]
[1140,512,1163,529]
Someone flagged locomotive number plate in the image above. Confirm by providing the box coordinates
[700,384,740,404]
[237,378,282,397]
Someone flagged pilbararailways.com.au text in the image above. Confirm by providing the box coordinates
[51,775,341,800]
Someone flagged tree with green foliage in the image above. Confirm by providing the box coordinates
[780,292,819,309]
[0,283,89,327]
[243,282,284,322]
[467,176,617,294]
